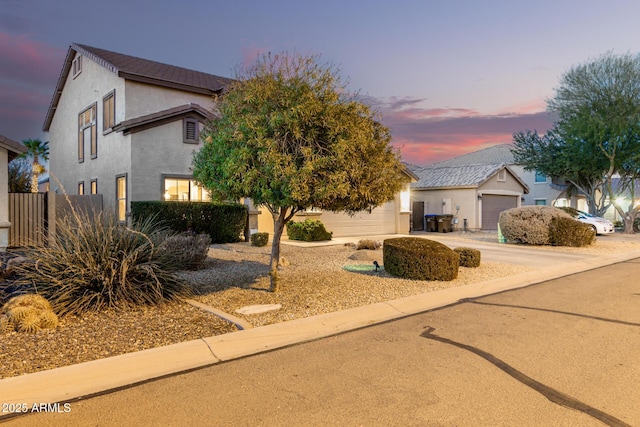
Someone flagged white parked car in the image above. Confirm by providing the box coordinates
[576,211,615,235]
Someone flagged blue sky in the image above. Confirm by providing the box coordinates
[1,0,639,164]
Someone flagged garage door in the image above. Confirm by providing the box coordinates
[482,195,517,230]
[319,201,397,237]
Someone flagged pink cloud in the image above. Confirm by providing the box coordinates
[371,96,554,165]
[0,32,64,87]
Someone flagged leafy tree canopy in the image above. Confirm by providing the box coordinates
[193,52,409,290]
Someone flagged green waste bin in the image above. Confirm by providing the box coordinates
[436,214,453,233]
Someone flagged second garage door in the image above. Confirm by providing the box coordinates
[482,195,517,230]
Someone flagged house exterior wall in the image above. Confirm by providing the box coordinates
[124,81,214,119]
[411,188,477,230]
[130,119,207,203]
[48,51,130,214]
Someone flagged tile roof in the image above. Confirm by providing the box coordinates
[411,163,506,189]
[74,44,232,94]
[43,43,233,131]
[427,144,515,167]
[112,103,213,135]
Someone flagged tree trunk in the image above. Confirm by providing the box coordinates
[31,173,39,193]
[623,215,635,234]
[269,209,288,292]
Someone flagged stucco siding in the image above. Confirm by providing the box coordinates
[130,120,206,202]
[49,51,129,213]
[124,81,215,119]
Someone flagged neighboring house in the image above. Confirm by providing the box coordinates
[254,168,417,238]
[0,134,27,251]
[410,163,528,231]
[44,43,416,238]
[43,43,231,222]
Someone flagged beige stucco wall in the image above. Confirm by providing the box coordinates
[255,194,410,239]
[125,82,215,118]
[0,148,9,250]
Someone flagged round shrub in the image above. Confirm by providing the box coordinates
[251,232,269,247]
[498,206,572,245]
[383,237,459,281]
[548,216,596,247]
[454,247,481,268]
[356,239,381,250]
[1,294,59,333]
[286,219,332,242]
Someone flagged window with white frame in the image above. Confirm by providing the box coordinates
[163,177,210,202]
[534,171,547,183]
[535,199,546,206]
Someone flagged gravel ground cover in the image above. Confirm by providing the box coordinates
[1,232,638,379]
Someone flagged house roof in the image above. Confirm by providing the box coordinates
[43,43,233,131]
[112,103,213,135]
[411,163,529,193]
[0,134,27,162]
[427,144,515,168]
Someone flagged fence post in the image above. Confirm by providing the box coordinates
[47,190,56,245]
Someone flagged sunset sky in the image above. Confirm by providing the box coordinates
[1,0,639,165]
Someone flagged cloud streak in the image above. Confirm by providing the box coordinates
[370,96,554,165]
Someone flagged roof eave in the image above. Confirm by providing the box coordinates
[119,72,224,96]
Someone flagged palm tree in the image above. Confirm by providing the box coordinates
[19,138,49,193]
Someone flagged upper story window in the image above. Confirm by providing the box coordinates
[103,90,115,132]
[90,179,98,195]
[78,104,97,162]
[78,181,85,195]
[183,118,199,144]
[72,55,82,78]
[534,171,547,183]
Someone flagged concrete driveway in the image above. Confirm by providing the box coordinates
[5,257,639,426]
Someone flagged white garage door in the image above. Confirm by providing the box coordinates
[482,195,517,230]
[319,201,397,237]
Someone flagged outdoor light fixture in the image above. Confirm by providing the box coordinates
[477,194,482,200]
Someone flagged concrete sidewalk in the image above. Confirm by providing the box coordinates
[2,235,640,412]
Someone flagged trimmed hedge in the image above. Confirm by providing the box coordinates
[286,219,332,242]
[131,201,247,244]
[498,206,572,245]
[548,216,595,247]
[250,232,269,247]
[454,247,481,268]
[383,237,459,281]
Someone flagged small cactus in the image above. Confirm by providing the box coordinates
[1,294,58,334]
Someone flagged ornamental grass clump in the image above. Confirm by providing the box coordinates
[159,231,211,270]
[12,209,191,316]
[383,237,459,281]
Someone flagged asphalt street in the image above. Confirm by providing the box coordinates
[5,257,640,426]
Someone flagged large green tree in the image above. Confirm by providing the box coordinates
[514,52,640,232]
[18,138,49,193]
[193,53,409,291]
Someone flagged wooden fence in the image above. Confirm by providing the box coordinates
[8,192,103,247]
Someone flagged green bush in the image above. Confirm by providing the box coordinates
[454,247,481,268]
[499,206,572,245]
[11,209,190,316]
[383,237,459,281]
[286,219,332,242]
[159,231,211,270]
[131,201,247,244]
[251,232,269,247]
[548,217,595,247]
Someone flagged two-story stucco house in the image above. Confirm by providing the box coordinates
[44,43,415,237]
[43,43,231,222]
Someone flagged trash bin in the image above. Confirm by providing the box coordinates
[425,214,437,232]
[436,214,453,233]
